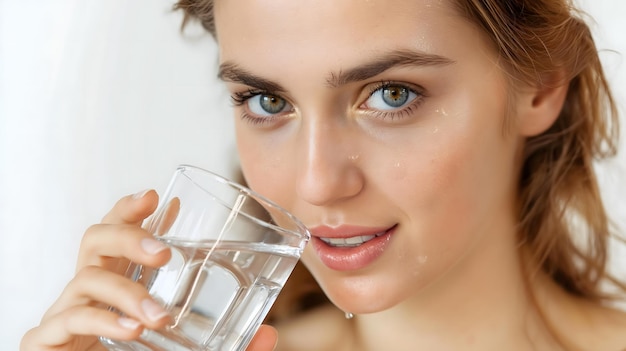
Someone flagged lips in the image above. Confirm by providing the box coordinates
[309,224,397,271]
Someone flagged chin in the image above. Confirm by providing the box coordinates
[316,273,408,314]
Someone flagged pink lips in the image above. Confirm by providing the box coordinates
[309,224,397,271]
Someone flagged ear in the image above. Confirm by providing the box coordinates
[516,73,569,137]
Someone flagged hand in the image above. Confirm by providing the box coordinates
[20,190,169,350]
[248,325,279,351]
[20,190,278,351]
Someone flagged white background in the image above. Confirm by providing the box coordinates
[1,1,624,349]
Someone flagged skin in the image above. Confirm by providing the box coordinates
[214,0,626,350]
[20,191,278,351]
[20,0,626,350]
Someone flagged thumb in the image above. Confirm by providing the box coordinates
[246,325,278,351]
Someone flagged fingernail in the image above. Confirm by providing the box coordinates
[118,317,141,330]
[132,189,150,200]
[141,299,169,322]
[141,238,168,255]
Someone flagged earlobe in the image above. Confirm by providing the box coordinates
[517,75,569,137]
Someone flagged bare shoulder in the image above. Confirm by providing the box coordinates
[576,302,626,351]
[273,305,353,351]
[539,275,626,350]
[596,304,626,350]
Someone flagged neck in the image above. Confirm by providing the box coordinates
[352,222,563,351]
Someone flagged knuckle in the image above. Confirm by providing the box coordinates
[63,305,91,330]
[19,329,37,350]
[81,223,102,244]
[80,223,108,252]
[70,265,103,288]
[84,222,103,236]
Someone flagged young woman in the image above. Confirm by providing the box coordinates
[21,0,626,350]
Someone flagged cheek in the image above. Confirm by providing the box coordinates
[391,137,480,238]
[235,127,295,208]
[389,115,516,262]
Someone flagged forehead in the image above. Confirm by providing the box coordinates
[213,0,488,75]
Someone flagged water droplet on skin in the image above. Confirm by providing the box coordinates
[391,161,406,181]
[431,127,439,134]
[349,154,360,162]
[418,255,428,264]
[434,108,449,117]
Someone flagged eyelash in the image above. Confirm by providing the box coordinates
[230,89,286,126]
[363,81,425,121]
[231,89,258,106]
[230,81,426,125]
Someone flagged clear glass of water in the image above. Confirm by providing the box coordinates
[100,165,310,351]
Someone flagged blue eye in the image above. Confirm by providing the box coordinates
[247,94,291,116]
[366,84,417,111]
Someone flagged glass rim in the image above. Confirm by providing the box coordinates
[175,164,311,241]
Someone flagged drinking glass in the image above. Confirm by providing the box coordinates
[100,165,310,351]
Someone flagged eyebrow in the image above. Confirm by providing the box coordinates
[217,49,455,91]
[326,49,455,87]
[218,63,286,92]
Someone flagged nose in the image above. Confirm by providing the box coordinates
[295,119,364,207]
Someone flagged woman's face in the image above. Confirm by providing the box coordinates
[215,0,525,313]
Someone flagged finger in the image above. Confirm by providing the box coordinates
[46,266,170,329]
[22,305,144,349]
[101,189,159,225]
[246,325,278,351]
[77,222,171,271]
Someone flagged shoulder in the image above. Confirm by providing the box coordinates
[273,305,354,351]
[573,301,626,351]
[536,273,626,350]
[594,304,626,350]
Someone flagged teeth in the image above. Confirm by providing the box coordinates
[320,232,386,247]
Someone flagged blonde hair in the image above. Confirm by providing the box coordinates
[173,0,625,316]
